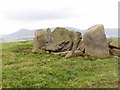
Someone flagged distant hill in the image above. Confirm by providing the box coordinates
[104,28,118,38]
[1,27,84,39]
[3,28,35,38]
[1,27,118,43]
[1,28,36,43]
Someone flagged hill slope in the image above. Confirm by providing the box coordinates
[2,41,118,88]
[3,28,35,38]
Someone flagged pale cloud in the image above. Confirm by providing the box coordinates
[0,0,119,34]
[1,9,81,21]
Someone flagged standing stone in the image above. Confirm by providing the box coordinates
[83,24,109,58]
[32,29,52,53]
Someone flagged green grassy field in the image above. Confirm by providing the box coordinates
[1,41,118,88]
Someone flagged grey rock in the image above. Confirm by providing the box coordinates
[83,24,109,58]
[33,27,82,58]
[109,48,120,56]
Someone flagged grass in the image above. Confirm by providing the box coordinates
[1,41,118,88]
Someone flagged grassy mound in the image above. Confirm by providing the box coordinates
[2,41,118,88]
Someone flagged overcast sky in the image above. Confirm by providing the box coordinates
[0,0,119,34]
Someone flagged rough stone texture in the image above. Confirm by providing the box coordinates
[108,39,120,56]
[32,29,52,53]
[107,38,112,45]
[46,27,82,52]
[73,50,84,56]
[109,48,120,56]
[51,51,70,57]
[52,50,83,57]
[83,24,109,58]
[46,27,73,51]
[77,39,85,52]
[33,27,82,56]
[109,39,119,49]
[32,25,115,58]
[107,38,120,56]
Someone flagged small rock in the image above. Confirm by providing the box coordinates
[109,48,120,56]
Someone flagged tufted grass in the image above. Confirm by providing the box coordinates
[1,40,118,88]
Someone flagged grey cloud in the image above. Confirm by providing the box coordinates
[1,9,80,21]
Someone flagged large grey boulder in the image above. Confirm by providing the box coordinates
[83,24,109,58]
[46,27,82,52]
[32,27,82,57]
[46,27,72,51]
[32,29,52,53]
